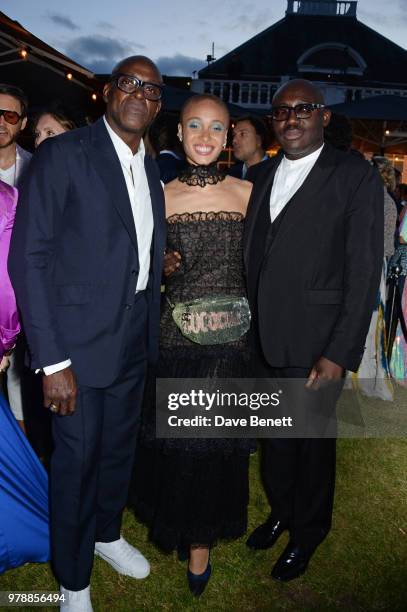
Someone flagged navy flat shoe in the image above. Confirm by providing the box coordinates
[187,561,212,596]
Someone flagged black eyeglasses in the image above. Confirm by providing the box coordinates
[111,74,163,101]
[0,109,23,125]
[271,103,325,121]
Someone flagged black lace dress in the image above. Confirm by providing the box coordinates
[130,212,252,552]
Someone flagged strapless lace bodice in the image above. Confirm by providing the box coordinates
[161,211,247,351]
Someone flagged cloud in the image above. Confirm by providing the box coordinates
[96,21,116,31]
[48,13,80,31]
[229,8,275,33]
[155,54,206,76]
[358,8,394,27]
[359,0,407,28]
[398,0,407,19]
[64,35,145,73]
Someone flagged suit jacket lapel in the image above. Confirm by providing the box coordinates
[145,155,165,260]
[263,143,336,259]
[83,118,138,250]
[244,153,282,268]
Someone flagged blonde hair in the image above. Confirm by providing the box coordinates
[33,109,77,134]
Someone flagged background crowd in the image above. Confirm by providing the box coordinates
[0,75,405,607]
[1,84,405,441]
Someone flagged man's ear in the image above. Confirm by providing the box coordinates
[322,109,331,128]
[20,116,27,131]
[102,82,111,104]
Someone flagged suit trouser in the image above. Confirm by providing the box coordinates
[260,366,339,552]
[50,293,148,591]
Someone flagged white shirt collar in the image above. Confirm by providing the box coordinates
[282,143,324,168]
[103,115,145,164]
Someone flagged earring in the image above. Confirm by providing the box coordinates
[222,141,227,149]
[178,133,183,142]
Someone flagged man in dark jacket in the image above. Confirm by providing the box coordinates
[244,79,383,581]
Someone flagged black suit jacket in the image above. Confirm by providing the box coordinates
[156,152,186,184]
[9,118,166,387]
[227,158,269,183]
[244,143,383,372]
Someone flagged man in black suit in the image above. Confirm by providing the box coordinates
[244,79,383,581]
[9,56,166,610]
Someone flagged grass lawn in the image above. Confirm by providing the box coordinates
[1,388,406,612]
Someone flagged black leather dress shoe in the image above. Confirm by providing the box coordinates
[246,516,287,550]
[271,542,313,581]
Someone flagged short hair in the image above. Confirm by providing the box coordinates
[180,94,229,123]
[234,115,269,150]
[0,83,28,117]
[32,107,77,134]
[372,156,396,192]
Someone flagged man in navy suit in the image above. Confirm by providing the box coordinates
[9,56,166,611]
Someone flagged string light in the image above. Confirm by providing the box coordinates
[19,49,28,58]
[66,73,73,80]
[91,93,97,101]
[385,129,390,135]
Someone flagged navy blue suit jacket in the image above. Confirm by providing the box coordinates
[9,118,166,388]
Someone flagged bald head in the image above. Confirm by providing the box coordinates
[273,79,324,106]
[180,93,229,124]
[112,55,162,84]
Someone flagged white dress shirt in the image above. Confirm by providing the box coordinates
[103,116,153,290]
[43,118,154,375]
[269,144,324,222]
[0,144,32,187]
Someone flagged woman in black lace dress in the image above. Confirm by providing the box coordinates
[130,94,253,595]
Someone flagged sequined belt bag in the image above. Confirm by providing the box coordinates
[168,295,251,345]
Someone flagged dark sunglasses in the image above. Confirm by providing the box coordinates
[0,109,23,125]
[271,103,325,121]
[111,74,163,101]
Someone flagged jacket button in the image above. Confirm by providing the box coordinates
[125,304,132,310]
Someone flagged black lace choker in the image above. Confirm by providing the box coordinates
[178,163,226,187]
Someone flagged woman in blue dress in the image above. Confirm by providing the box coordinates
[0,179,49,574]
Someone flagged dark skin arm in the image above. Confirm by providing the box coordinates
[305,356,344,390]
[163,250,181,277]
[43,367,78,416]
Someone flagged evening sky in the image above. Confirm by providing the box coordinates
[3,0,407,75]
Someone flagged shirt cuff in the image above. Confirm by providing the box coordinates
[40,359,72,375]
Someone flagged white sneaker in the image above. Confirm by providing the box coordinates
[94,536,150,579]
[60,585,93,612]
